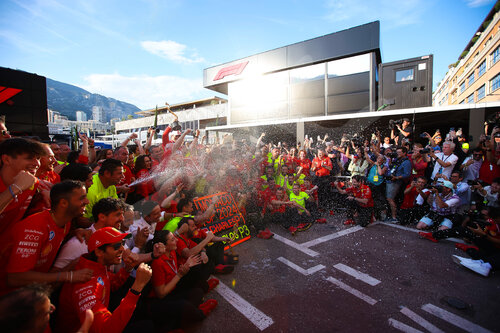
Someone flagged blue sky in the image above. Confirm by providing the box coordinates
[0,0,496,110]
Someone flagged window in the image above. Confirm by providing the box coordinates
[460,81,466,94]
[395,68,414,82]
[478,60,486,77]
[477,84,485,101]
[468,73,475,86]
[491,72,500,92]
[466,93,474,103]
[492,46,500,65]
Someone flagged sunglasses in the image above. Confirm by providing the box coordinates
[1,130,9,136]
[110,240,125,250]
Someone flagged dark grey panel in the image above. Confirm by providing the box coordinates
[328,72,370,95]
[287,22,379,68]
[378,55,433,110]
[291,79,325,99]
[328,91,370,114]
[290,97,325,118]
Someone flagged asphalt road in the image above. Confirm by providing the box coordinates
[188,217,499,333]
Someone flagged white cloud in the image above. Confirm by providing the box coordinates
[465,0,494,7]
[324,0,429,28]
[80,73,206,109]
[141,40,205,64]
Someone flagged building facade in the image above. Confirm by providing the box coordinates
[433,5,500,106]
[76,110,87,121]
[92,106,105,122]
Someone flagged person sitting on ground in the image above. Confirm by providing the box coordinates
[416,180,460,231]
[55,227,154,333]
[162,197,216,232]
[149,230,217,331]
[398,177,430,225]
[175,217,234,275]
[285,183,314,235]
[334,175,374,227]
[0,181,93,295]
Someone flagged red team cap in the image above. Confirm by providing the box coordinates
[88,227,131,252]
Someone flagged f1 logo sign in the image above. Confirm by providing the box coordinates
[0,86,22,104]
[213,61,249,81]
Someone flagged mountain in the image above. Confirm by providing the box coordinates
[46,78,140,121]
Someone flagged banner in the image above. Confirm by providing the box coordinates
[193,192,250,249]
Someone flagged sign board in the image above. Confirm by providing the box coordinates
[193,192,250,249]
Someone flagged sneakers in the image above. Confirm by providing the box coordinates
[297,223,312,231]
[452,255,491,277]
[207,278,219,292]
[418,232,438,243]
[343,219,355,225]
[315,218,327,224]
[199,299,218,316]
[387,217,399,224]
[257,228,274,239]
[288,226,297,235]
[455,243,479,252]
[214,264,234,274]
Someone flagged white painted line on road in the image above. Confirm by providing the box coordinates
[400,307,445,333]
[378,222,420,233]
[377,223,468,244]
[388,318,425,333]
[333,263,381,286]
[300,226,364,248]
[422,303,493,333]
[215,279,274,331]
[272,233,319,257]
[277,257,325,276]
[326,276,378,305]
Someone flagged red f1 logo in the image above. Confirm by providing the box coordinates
[213,61,249,81]
[0,86,22,104]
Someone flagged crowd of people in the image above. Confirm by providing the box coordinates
[0,113,499,332]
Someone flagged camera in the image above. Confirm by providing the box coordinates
[419,133,428,138]
[388,119,403,130]
[387,152,397,159]
[467,180,478,186]
[466,209,490,229]
[420,148,430,154]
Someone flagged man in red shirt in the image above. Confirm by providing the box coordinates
[55,227,154,333]
[399,177,430,225]
[0,180,93,295]
[36,144,60,184]
[0,138,44,233]
[312,148,333,209]
[334,175,374,227]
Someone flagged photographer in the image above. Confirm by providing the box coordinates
[460,148,483,182]
[409,143,430,181]
[474,177,500,208]
[385,147,411,223]
[416,180,460,231]
[429,141,458,179]
[399,177,430,225]
[391,118,412,146]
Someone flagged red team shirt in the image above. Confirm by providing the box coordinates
[0,177,39,236]
[150,251,178,297]
[0,210,70,295]
[55,256,134,333]
[345,185,374,208]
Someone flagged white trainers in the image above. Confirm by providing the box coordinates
[452,255,491,277]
